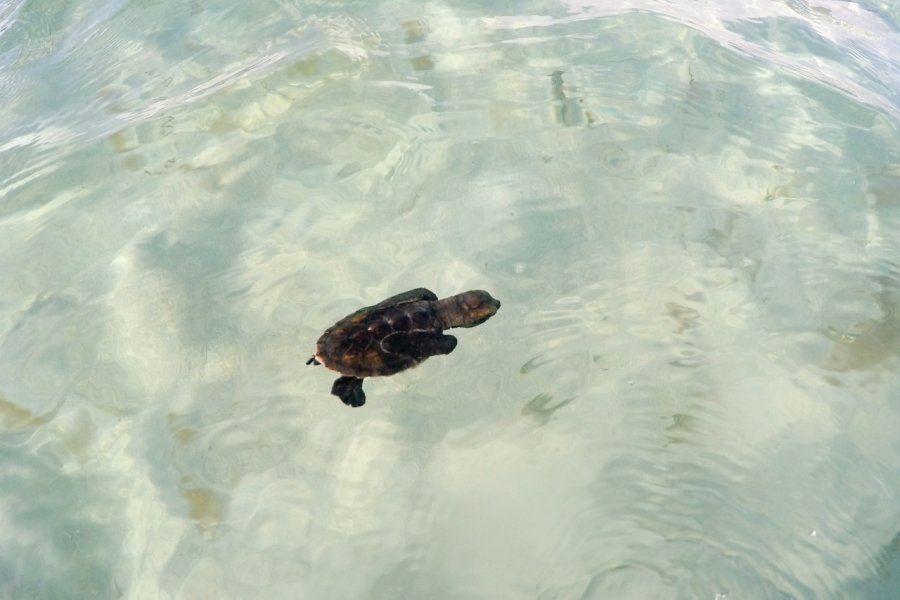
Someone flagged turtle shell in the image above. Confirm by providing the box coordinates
[313,288,454,378]
[308,287,500,407]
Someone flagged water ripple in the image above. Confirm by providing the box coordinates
[485,1,900,119]
[1,2,899,598]
[0,11,374,163]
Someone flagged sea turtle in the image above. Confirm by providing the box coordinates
[306,288,501,407]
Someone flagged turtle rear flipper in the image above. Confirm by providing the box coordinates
[332,376,366,407]
[382,332,457,357]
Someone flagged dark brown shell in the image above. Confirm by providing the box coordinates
[310,288,500,379]
[315,298,445,377]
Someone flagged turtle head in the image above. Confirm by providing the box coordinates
[438,290,501,329]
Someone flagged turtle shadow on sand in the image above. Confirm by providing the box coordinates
[307,288,501,407]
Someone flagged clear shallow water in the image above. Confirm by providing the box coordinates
[1,0,900,598]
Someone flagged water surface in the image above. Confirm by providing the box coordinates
[1,1,900,598]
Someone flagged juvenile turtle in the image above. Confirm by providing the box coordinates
[306,288,500,407]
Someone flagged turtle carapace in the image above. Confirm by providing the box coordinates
[307,288,500,407]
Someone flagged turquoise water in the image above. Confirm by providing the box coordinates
[2,0,900,598]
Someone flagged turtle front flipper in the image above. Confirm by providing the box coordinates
[306,356,320,366]
[332,376,366,407]
[382,332,457,357]
[373,287,437,309]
